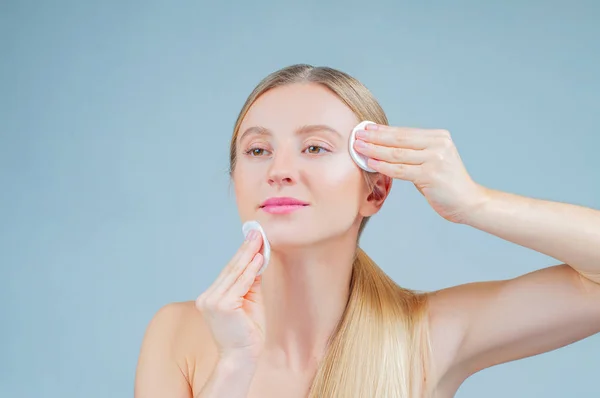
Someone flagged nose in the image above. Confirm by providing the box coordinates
[267,150,298,187]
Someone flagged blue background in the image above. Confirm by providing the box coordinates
[1,1,599,397]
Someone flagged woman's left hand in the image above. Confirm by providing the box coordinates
[354,124,490,224]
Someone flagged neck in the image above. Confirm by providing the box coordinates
[260,231,357,373]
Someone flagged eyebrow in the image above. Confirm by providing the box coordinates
[239,124,343,142]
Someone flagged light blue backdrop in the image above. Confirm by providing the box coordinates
[1,1,598,397]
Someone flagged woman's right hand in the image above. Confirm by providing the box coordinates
[195,229,266,361]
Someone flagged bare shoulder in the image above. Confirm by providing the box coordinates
[424,264,600,393]
[424,279,498,393]
[135,301,218,398]
[152,300,218,362]
[160,300,210,339]
[423,286,471,394]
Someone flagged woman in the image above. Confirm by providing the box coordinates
[134,64,600,398]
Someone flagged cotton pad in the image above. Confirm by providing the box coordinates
[242,220,271,275]
[349,120,377,173]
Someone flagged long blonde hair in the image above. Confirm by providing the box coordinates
[229,64,432,397]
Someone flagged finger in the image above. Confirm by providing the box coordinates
[204,231,263,298]
[355,126,436,149]
[244,270,264,304]
[211,231,263,297]
[367,158,421,181]
[354,140,426,165]
[227,253,264,300]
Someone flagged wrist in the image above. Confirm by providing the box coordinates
[218,351,260,373]
[460,185,494,226]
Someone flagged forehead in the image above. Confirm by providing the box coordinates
[239,83,360,138]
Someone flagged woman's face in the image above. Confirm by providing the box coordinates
[233,83,380,249]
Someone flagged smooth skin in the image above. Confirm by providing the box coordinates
[134,83,600,398]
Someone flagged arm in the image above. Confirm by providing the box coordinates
[353,124,600,384]
[433,188,600,384]
[465,187,600,283]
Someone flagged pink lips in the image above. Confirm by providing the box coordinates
[260,197,309,214]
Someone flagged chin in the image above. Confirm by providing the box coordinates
[261,218,352,250]
[261,221,314,247]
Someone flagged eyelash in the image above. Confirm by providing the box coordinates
[244,145,331,157]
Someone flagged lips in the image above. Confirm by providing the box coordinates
[260,197,309,208]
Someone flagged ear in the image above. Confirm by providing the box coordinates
[360,173,393,217]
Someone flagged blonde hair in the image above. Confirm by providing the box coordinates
[229,64,432,397]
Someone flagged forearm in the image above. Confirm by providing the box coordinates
[196,354,258,398]
[463,187,600,283]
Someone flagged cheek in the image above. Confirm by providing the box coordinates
[233,168,261,209]
[309,162,365,203]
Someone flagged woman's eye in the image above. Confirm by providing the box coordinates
[246,147,268,156]
[305,145,327,154]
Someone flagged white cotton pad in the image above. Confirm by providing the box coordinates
[349,120,377,173]
[242,220,271,275]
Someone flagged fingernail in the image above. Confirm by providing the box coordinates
[245,230,257,241]
[355,130,367,139]
[355,139,367,148]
